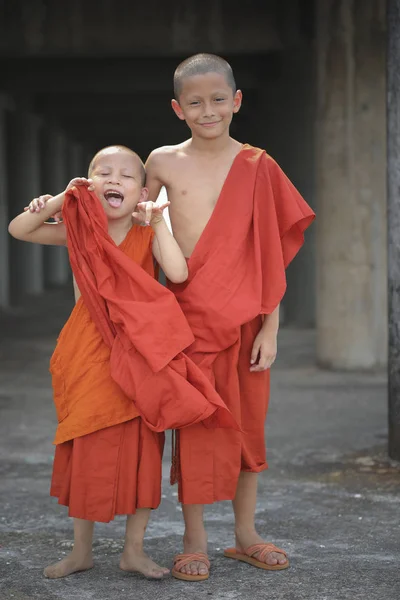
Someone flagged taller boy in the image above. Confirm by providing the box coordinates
[146,54,315,580]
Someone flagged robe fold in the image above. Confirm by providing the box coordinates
[168,144,315,504]
[52,186,238,447]
[50,225,165,521]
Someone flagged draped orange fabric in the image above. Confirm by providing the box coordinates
[168,145,315,504]
[53,186,237,446]
[51,224,154,445]
[50,225,164,521]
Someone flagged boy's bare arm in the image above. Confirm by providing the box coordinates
[8,177,93,246]
[152,219,188,283]
[8,192,67,246]
[132,200,188,284]
[145,150,168,201]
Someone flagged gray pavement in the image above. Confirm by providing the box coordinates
[0,289,399,600]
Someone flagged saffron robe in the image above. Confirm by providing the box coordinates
[168,145,315,504]
[50,226,164,521]
[52,186,238,447]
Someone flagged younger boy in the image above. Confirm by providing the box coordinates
[8,145,188,580]
[145,54,315,580]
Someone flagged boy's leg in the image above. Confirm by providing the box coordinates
[173,504,208,576]
[44,518,94,578]
[232,472,287,566]
[120,509,169,578]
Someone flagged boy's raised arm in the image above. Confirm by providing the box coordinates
[8,192,67,246]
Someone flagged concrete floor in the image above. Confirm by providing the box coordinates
[0,289,399,600]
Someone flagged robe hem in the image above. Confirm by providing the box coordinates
[53,412,141,445]
[50,494,161,523]
[240,461,269,474]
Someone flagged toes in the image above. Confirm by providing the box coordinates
[265,552,279,566]
[150,569,164,579]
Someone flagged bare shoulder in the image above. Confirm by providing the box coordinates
[146,144,184,168]
[146,143,189,186]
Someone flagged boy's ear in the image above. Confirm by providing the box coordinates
[140,187,149,202]
[233,90,243,114]
[171,99,186,121]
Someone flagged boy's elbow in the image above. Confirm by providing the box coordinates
[168,265,188,284]
[8,221,19,239]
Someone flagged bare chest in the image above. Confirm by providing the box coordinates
[165,160,233,256]
[168,161,232,217]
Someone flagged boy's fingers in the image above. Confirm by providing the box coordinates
[132,211,146,224]
[250,342,260,365]
[145,202,153,225]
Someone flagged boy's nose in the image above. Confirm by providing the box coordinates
[203,103,215,117]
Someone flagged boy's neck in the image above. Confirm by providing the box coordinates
[189,132,239,156]
[107,216,133,246]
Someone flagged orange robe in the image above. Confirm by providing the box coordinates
[53,186,237,446]
[50,186,237,521]
[169,145,315,504]
[50,225,164,521]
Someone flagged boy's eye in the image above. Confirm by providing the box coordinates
[190,101,200,106]
[215,98,225,102]
[123,175,133,178]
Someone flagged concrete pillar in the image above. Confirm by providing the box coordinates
[316,0,386,370]
[42,126,70,287]
[387,0,400,460]
[0,95,11,309]
[8,109,44,301]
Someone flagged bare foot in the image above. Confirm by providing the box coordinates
[43,552,94,579]
[175,532,209,577]
[120,547,169,579]
[235,528,288,567]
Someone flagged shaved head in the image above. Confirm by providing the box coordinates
[173,53,236,99]
[88,145,146,186]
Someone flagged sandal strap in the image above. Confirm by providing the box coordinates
[173,552,210,571]
[245,543,287,561]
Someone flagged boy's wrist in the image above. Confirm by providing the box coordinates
[260,319,278,337]
[151,216,165,229]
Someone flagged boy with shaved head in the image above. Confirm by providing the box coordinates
[8,145,189,580]
[145,54,315,580]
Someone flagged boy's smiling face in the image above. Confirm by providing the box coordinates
[172,72,242,139]
[90,148,147,221]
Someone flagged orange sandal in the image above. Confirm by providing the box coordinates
[172,552,210,581]
[224,543,289,571]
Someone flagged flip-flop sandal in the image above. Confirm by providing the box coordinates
[172,552,210,581]
[224,543,289,571]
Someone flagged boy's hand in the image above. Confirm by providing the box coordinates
[132,201,170,226]
[250,330,277,372]
[24,178,94,223]
[65,177,94,193]
[25,194,53,214]
[24,194,64,223]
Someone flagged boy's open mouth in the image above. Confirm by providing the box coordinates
[104,190,124,208]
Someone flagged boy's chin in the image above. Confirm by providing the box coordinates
[102,205,132,221]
